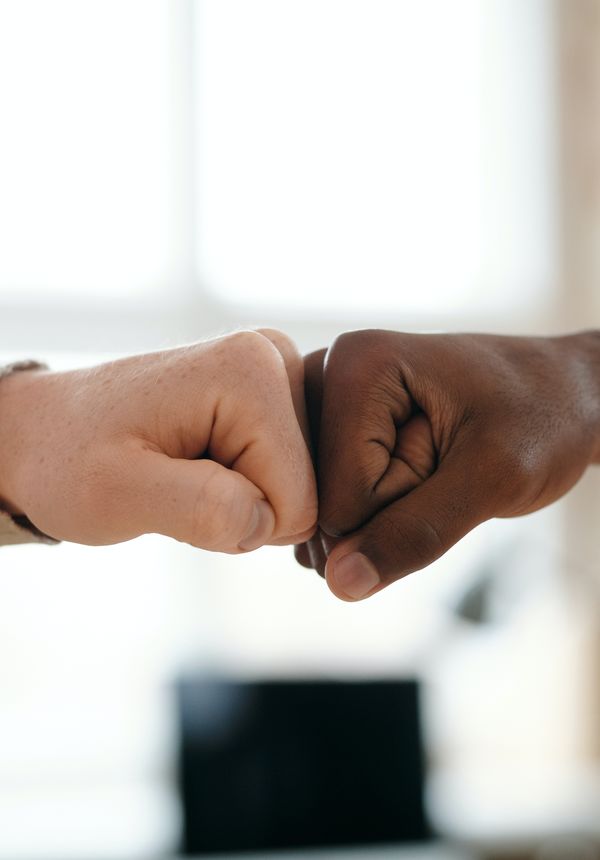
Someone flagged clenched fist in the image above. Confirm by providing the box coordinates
[296,330,600,601]
[0,330,317,551]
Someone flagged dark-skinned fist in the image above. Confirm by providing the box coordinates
[295,329,600,601]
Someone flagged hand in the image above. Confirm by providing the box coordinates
[296,330,600,601]
[0,330,317,551]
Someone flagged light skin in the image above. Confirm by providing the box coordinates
[0,329,317,552]
[295,329,600,602]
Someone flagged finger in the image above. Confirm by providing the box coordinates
[306,536,326,576]
[320,530,339,559]
[256,328,311,449]
[269,524,318,547]
[293,533,328,576]
[126,452,276,553]
[291,349,327,569]
[252,330,318,543]
[318,331,417,537]
[294,542,312,568]
[324,445,495,601]
[273,349,325,547]
[302,353,331,577]
[313,529,339,578]
[255,330,318,544]
[209,331,317,543]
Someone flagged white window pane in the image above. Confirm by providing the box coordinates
[196,0,556,315]
[0,0,175,299]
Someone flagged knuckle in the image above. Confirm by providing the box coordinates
[329,329,376,357]
[255,327,302,368]
[228,330,288,383]
[213,331,289,405]
[229,329,278,361]
[326,329,395,393]
[327,331,369,376]
[328,329,389,365]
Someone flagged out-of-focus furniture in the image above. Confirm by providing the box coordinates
[177,678,430,856]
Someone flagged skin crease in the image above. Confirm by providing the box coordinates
[0,329,317,552]
[295,329,600,602]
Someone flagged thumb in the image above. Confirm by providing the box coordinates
[324,448,494,601]
[127,453,276,553]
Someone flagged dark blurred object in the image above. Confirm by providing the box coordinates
[176,678,430,855]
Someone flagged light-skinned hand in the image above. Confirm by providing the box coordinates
[0,329,317,551]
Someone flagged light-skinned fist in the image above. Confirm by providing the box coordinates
[0,330,317,552]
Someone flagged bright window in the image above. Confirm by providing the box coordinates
[0,1,176,300]
[195,0,556,315]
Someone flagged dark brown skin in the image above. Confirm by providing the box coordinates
[295,330,600,602]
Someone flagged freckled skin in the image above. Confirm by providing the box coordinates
[0,331,317,552]
[295,329,600,599]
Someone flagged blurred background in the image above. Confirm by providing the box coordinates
[0,1,599,858]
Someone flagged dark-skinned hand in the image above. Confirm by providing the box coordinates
[295,330,600,601]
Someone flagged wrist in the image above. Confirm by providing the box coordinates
[0,364,48,515]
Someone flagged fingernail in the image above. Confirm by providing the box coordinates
[238,500,274,551]
[327,551,380,601]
